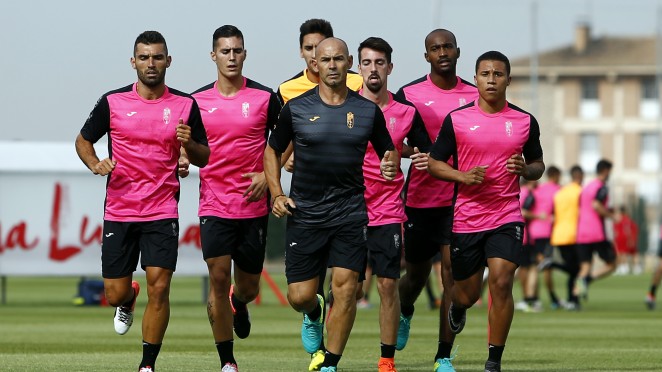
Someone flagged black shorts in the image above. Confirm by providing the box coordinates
[558,244,580,274]
[200,215,268,274]
[657,240,662,258]
[577,241,616,264]
[520,243,537,266]
[450,222,524,281]
[285,220,367,284]
[366,223,403,279]
[404,206,452,264]
[101,219,179,279]
[534,238,553,258]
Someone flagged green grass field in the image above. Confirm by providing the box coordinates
[0,268,660,371]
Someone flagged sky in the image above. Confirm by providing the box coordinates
[1,0,661,142]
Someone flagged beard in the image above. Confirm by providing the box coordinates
[366,78,383,93]
[137,68,166,87]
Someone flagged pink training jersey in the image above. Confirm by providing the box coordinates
[80,83,208,222]
[362,91,431,226]
[576,179,609,244]
[395,75,478,208]
[430,101,543,233]
[193,78,280,219]
[529,181,561,240]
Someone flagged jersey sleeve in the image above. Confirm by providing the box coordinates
[406,110,432,152]
[523,115,543,161]
[369,105,395,157]
[596,186,609,203]
[523,193,535,210]
[80,95,111,143]
[268,103,293,153]
[266,92,282,131]
[429,114,456,163]
[187,99,209,146]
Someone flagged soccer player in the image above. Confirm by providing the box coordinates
[613,206,640,275]
[357,37,431,372]
[516,179,540,312]
[645,226,662,310]
[190,25,280,372]
[75,31,209,372]
[393,28,478,372]
[575,159,616,299]
[264,37,398,372]
[529,166,562,309]
[428,51,545,372]
[276,19,364,370]
[551,165,584,310]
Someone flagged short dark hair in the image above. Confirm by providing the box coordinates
[299,18,333,47]
[546,165,561,179]
[134,31,168,56]
[596,159,613,173]
[358,37,393,64]
[213,25,244,49]
[569,165,583,178]
[425,29,457,48]
[475,50,510,76]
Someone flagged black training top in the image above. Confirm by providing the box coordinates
[269,87,395,227]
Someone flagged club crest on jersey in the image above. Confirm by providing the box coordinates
[347,112,355,128]
[389,117,396,131]
[458,98,467,106]
[505,121,513,137]
[242,102,250,118]
[163,107,171,125]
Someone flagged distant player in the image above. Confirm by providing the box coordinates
[550,165,584,310]
[645,225,662,310]
[529,166,562,309]
[575,159,616,300]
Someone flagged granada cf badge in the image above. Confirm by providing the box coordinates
[347,112,354,128]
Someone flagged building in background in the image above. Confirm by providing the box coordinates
[509,23,660,253]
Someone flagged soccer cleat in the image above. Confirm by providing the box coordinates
[448,303,466,334]
[564,301,580,311]
[378,357,397,372]
[308,349,325,371]
[395,313,412,350]
[523,300,542,313]
[550,299,566,310]
[320,367,337,372]
[645,293,656,310]
[514,300,530,312]
[138,367,153,372]
[221,362,239,372]
[484,360,501,372]
[434,357,456,372]
[114,281,140,335]
[302,294,325,353]
[230,284,251,339]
